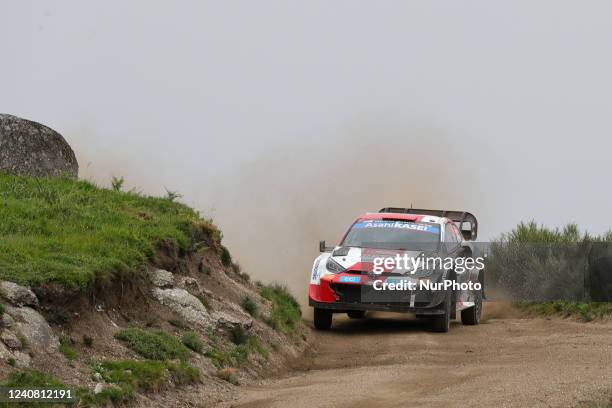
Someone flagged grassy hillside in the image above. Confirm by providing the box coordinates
[0,173,212,288]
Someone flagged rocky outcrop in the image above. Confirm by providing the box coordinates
[0,114,78,178]
[0,281,39,307]
[151,288,214,329]
[149,269,174,288]
[5,306,59,351]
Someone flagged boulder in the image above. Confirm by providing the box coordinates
[1,330,21,349]
[0,281,39,307]
[0,114,78,178]
[6,306,59,351]
[151,288,213,329]
[211,310,253,331]
[12,351,31,368]
[1,313,15,328]
[149,269,174,288]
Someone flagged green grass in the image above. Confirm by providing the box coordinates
[181,331,204,353]
[205,334,268,368]
[241,295,258,317]
[0,369,67,408]
[59,335,77,361]
[80,359,200,405]
[518,301,612,322]
[260,283,302,334]
[0,173,219,288]
[114,328,191,361]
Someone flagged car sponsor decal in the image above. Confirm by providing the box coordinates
[352,220,440,234]
[338,276,361,283]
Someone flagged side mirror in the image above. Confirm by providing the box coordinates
[319,240,333,252]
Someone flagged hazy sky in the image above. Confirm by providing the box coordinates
[2,1,611,292]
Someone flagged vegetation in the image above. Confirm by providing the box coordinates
[114,328,191,361]
[83,334,94,348]
[1,370,67,408]
[488,221,612,319]
[181,331,204,353]
[241,295,258,317]
[81,359,200,405]
[260,283,302,333]
[216,367,239,385]
[59,335,77,361]
[205,334,268,368]
[0,173,219,288]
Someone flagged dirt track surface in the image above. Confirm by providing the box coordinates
[230,306,612,408]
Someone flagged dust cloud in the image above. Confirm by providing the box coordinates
[72,116,485,306]
[209,117,483,305]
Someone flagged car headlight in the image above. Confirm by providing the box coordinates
[326,257,345,274]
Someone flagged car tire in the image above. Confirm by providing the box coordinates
[431,290,451,333]
[461,287,482,325]
[314,308,333,330]
[347,310,366,319]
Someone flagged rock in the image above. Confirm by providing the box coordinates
[93,383,104,395]
[12,351,30,368]
[6,306,59,351]
[211,310,253,331]
[149,269,174,288]
[178,277,199,291]
[151,288,213,329]
[1,313,15,328]
[0,341,11,360]
[0,281,39,307]
[1,330,21,349]
[0,114,78,178]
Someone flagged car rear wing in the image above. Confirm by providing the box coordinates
[379,207,478,240]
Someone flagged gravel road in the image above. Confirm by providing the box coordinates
[231,305,612,408]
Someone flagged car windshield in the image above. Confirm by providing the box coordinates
[341,219,440,251]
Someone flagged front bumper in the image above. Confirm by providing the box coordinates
[309,298,445,315]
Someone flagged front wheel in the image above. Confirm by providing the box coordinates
[314,308,333,330]
[461,289,482,325]
[431,290,452,333]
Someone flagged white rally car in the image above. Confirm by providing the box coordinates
[309,208,484,332]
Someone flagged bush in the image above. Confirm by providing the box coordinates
[59,335,77,361]
[205,335,268,368]
[114,328,190,361]
[83,335,94,348]
[230,326,248,345]
[260,284,301,333]
[220,246,232,266]
[242,295,258,317]
[216,367,239,385]
[181,331,204,353]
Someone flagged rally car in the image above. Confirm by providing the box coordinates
[309,208,484,332]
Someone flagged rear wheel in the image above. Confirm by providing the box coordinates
[431,290,452,333]
[314,308,333,330]
[461,288,482,325]
[347,310,366,319]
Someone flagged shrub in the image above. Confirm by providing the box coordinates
[6,357,15,366]
[242,296,258,317]
[260,284,302,333]
[83,335,94,348]
[59,335,77,361]
[111,176,124,192]
[114,328,190,361]
[230,326,248,345]
[220,246,232,267]
[216,367,239,385]
[181,331,204,354]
